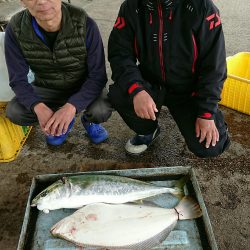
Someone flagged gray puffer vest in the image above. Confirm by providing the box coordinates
[10,2,88,90]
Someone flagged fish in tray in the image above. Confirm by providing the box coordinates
[31,175,185,213]
[50,196,202,249]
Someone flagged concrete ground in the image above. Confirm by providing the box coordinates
[0,0,249,249]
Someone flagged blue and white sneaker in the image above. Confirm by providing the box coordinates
[81,115,108,144]
[46,117,75,146]
[125,126,160,155]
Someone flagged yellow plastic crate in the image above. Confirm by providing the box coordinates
[0,106,32,162]
[0,101,7,108]
[220,52,250,115]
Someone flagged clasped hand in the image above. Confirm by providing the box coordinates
[34,103,76,136]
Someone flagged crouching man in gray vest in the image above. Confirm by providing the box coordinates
[5,0,112,146]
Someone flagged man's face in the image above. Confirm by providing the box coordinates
[21,0,61,21]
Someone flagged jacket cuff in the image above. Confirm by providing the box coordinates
[128,82,144,99]
[197,112,215,120]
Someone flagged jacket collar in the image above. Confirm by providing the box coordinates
[142,0,179,10]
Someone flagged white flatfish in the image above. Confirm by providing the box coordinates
[51,196,202,249]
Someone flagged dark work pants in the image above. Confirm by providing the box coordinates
[6,86,112,126]
[108,83,230,158]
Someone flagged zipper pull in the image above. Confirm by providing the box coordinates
[169,8,173,21]
[149,12,153,25]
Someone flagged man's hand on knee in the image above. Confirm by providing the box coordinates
[133,90,158,120]
[195,118,219,148]
[45,103,76,136]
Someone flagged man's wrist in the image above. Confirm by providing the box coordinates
[64,103,76,113]
[33,102,45,114]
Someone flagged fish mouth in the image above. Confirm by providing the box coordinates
[31,198,38,207]
[31,199,39,207]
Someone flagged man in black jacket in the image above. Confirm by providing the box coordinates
[108,0,230,157]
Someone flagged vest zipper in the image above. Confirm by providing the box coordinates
[52,52,56,62]
[157,1,166,81]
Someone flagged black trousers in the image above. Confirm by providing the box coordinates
[108,83,230,158]
[6,86,112,126]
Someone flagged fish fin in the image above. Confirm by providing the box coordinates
[43,209,50,214]
[172,176,189,198]
[175,196,202,220]
[172,187,184,200]
[175,176,189,189]
[51,219,63,233]
[133,200,144,205]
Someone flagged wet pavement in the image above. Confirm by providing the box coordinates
[0,0,249,249]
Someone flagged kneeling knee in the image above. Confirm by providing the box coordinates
[86,108,112,123]
[6,104,20,124]
[93,111,112,123]
[188,141,229,158]
[190,147,222,158]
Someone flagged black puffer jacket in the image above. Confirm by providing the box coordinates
[108,0,227,119]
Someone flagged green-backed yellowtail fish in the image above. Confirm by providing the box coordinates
[31,174,186,213]
[50,196,202,249]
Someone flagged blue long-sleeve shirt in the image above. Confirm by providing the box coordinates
[4,16,107,112]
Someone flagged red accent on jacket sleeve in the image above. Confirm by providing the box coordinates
[200,113,212,119]
[128,83,141,94]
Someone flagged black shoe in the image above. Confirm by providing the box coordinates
[125,126,160,155]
